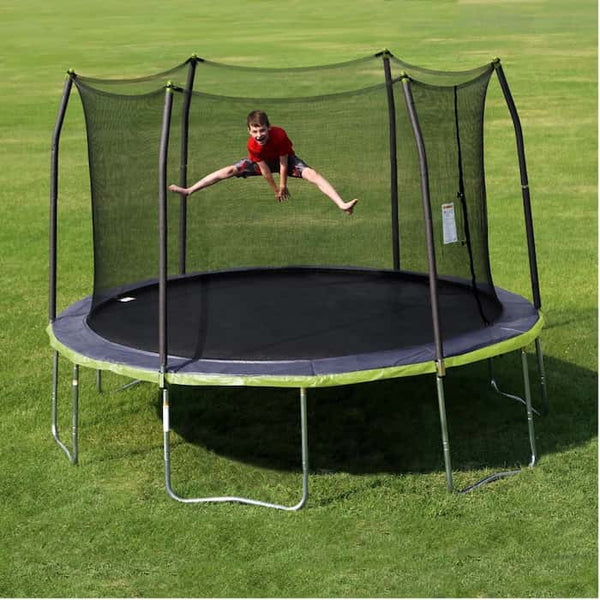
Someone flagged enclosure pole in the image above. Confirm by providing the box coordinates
[493,60,541,310]
[400,75,445,372]
[159,85,175,380]
[178,58,198,275]
[49,73,75,323]
[382,52,400,270]
[402,74,453,489]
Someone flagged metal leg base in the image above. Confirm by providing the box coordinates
[458,468,522,493]
[162,386,310,510]
[51,351,79,465]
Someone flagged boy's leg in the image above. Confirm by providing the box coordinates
[301,167,357,214]
[169,164,239,196]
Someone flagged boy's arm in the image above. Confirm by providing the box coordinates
[278,155,290,201]
[257,160,280,200]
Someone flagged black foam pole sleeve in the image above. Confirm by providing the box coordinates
[159,85,175,374]
[178,59,198,275]
[383,55,400,270]
[494,62,542,310]
[401,77,445,368]
[49,74,75,323]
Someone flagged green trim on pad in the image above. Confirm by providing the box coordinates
[48,313,543,388]
[47,324,160,384]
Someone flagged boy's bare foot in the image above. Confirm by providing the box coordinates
[168,184,189,196]
[342,199,358,215]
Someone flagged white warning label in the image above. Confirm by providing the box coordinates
[442,202,458,244]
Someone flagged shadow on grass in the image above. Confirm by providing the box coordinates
[160,353,597,476]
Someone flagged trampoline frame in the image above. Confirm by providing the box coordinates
[49,52,547,508]
[51,346,541,502]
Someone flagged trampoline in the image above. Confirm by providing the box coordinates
[49,51,547,509]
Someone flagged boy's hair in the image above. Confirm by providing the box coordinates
[247,110,270,128]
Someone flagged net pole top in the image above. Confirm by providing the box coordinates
[375,48,396,59]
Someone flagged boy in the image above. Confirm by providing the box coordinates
[168,110,358,214]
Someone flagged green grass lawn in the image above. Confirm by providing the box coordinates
[1,0,597,597]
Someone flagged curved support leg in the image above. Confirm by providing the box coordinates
[163,386,310,510]
[489,357,540,416]
[438,348,538,494]
[488,350,537,465]
[51,352,79,465]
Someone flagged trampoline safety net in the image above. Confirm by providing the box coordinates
[72,54,501,329]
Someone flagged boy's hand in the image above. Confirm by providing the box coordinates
[277,186,290,202]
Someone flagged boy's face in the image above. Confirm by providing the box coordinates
[248,123,269,145]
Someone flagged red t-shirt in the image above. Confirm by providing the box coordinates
[247,126,294,163]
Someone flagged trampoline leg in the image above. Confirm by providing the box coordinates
[96,370,103,394]
[162,386,310,510]
[521,349,538,467]
[435,376,454,492]
[51,352,79,465]
[460,348,538,493]
[534,338,549,415]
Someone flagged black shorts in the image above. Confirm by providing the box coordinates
[234,155,310,178]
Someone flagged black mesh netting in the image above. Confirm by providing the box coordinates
[73,53,501,344]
